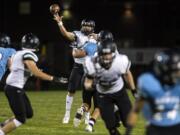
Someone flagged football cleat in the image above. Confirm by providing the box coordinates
[85,124,94,132]
[62,114,70,124]
[73,118,81,128]
[73,107,84,127]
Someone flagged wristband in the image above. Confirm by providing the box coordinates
[131,89,138,98]
[58,21,63,27]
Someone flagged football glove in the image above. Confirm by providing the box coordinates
[131,89,138,99]
[53,76,68,84]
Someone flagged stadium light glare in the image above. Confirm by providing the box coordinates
[62,10,72,19]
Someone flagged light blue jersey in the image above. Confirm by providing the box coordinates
[138,72,180,126]
[0,47,16,80]
[83,42,97,56]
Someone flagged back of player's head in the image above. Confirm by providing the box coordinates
[21,33,40,52]
[97,40,116,69]
[98,30,114,42]
[153,49,180,85]
[0,33,11,48]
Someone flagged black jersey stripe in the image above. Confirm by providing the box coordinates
[23,53,38,62]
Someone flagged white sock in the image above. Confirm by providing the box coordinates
[65,95,73,115]
[85,112,90,119]
[13,119,22,127]
[0,130,5,135]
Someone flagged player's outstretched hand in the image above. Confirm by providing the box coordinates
[53,14,63,23]
[131,89,138,99]
[52,76,68,84]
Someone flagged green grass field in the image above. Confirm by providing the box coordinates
[0,90,145,135]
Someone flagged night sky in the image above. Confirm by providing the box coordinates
[0,0,178,47]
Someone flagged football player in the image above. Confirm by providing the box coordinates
[125,49,180,135]
[0,34,16,81]
[73,41,99,130]
[53,14,97,124]
[73,31,123,132]
[0,33,67,135]
[84,40,137,135]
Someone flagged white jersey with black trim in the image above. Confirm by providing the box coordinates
[6,49,38,89]
[73,31,96,64]
[84,54,131,94]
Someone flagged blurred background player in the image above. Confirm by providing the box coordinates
[0,34,16,81]
[84,40,137,135]
[53,12,96,124]
[0,34,16,127]
[125,49,180,135]
[0,33,67,135]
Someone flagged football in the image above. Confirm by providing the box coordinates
[49,4,60,15]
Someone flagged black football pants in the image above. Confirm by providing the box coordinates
[97,88,132,129]
[4,85,33,123]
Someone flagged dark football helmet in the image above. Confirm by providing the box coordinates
[98,30,114,42]
[81,19,95,28]
[153,49,180,85]
[21,33,40,51]
[0,34,11,48]
[80,19,95,35]
[97,40,116,69]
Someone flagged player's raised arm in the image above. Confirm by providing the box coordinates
[54,14,75,41]
[50,4,75,41]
